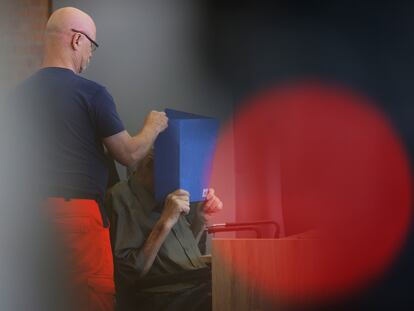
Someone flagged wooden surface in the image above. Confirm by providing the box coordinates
[212,237,319,311]
[200,254,212,264]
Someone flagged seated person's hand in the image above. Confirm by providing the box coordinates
[160,189,190,229]
[199,189,223,223]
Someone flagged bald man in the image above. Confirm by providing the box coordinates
[14,7,167,311]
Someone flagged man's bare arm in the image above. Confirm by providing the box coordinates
[138,189,190,277]
[103,110,167,168]
[138,220,172,277]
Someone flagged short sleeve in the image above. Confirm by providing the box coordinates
[92,87,125,138]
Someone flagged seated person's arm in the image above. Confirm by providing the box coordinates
[190,189,223,242]
[103,111,167,168]
[139,189,190,277]
[108,189,190,282]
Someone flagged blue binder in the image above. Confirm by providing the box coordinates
[154,109,219,202]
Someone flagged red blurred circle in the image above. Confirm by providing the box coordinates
[211,82,412,303]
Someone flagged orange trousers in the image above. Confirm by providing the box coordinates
[44,198,115,311]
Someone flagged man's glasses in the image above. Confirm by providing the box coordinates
[71,28,99,52]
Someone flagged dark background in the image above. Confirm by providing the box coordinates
[203,1,414,310]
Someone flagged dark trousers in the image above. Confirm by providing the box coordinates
[119,281,211,311]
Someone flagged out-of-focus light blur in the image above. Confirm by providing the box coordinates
[212,81,412,305]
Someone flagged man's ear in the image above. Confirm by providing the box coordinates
[71,33,81,51]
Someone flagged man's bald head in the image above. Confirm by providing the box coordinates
[46,7,96,39]
[43,7,97,74]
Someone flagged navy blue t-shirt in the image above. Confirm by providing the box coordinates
[16,67,125,202]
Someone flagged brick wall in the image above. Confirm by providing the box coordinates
[0,0,50,89]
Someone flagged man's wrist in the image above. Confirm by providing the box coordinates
[154,219,172,233]
[156,217,174,233]
[142,124,159,140]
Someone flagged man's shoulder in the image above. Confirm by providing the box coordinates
[74,75,109,96]
[17,68,111,99]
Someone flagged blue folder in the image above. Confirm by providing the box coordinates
[154,109,219,202]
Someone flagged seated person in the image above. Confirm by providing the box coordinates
[106,151,223,311]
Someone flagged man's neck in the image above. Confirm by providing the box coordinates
[41,55,77,73]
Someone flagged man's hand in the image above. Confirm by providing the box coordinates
[199,189,223,223]
[160,189,190,229]
[103,111,168,168]
[143,111,168,136]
